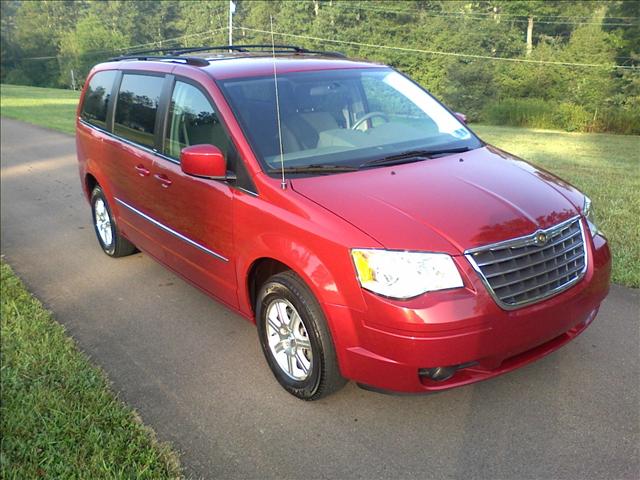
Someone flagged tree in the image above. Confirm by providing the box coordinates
[59,14,131,87]
[11,0,87,86]
[174,1,228,48]
[0,1,20,84]
[560,9,619,109]
[1,0,637,133]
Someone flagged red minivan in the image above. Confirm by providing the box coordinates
[76,46,611,399]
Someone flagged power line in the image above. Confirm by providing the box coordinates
[341,3,638,26]
[63,5,227,31]
[331,3,639,27]
[18,22,638,71]
[336,1,638,20]
[20,4,228,60]
[234,26,638,71]
[114,26,227,54]
[22,27,228,61]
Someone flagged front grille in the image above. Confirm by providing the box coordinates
[466,216,587,309]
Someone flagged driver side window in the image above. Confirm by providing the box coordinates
[165,81,235,169]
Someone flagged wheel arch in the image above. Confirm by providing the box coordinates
[83,169,116,207]
[85,173,98,199]
[241,241,362,322]
[246,257,292,318]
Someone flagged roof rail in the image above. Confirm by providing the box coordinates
[123,44,346,58]
[119,46,190,56]
[183,44,347,58]
[300,48,346,58]
[107,54,210,66]
[174,44,306,55]
[107,44,347,66]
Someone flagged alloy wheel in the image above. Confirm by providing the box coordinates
[265,298,313,381]
[94,198,113,247]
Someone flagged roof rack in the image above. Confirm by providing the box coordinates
[108,44,346,66]
[171,44,345,57]
[107,54,210,66]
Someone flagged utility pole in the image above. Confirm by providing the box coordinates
[228,1,234,47]
[526,16,533,56]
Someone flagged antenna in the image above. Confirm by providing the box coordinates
[270,16,287,190]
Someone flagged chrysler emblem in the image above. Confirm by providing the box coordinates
[534,231,548,246]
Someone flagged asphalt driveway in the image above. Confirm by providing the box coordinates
[1,118,638,479]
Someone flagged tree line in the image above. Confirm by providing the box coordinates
[1,0,638,133]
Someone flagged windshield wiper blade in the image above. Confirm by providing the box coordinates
[360,146,471,168]
[270,164,358,174]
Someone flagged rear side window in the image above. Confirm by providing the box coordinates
[81,70,117,129]
[165,81,233,162]
[114,73,164,148]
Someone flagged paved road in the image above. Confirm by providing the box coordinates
[1,118,638,479]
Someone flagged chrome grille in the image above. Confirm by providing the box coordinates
[465,216,587,310]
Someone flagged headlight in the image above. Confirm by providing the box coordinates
[583,196,599,236]
[351,249,464,299]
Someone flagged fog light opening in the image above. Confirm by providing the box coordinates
[421,366,457,382]
[419,361,478,382]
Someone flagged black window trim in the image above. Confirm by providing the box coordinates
[79,69,258,195]
[156,73,175,159]
[158,75,235,163]
[111,70,167,151]
[156,74,258,194]
[214,68,389,177]
[216,67,485,176]
[105,70,122,132]
[80,71,169,157]
[79,69,120,130]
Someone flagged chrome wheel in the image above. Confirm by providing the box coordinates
[94,198,113,247]
[265,298,313,381]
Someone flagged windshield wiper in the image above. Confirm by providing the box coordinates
[359,146,472,169]
[269,164,358,174]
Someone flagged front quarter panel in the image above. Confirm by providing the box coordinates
[232,178,387,377]
[233,175,382,319]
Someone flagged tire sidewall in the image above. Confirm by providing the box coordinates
[90,187,116,256]
[256,280,323,399]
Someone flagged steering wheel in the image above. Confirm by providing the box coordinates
[351,111,389,130]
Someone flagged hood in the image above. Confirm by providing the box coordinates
[291,146,585,255]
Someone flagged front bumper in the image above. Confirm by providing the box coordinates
[327,232,611,393]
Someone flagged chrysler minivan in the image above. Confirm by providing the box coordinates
[76,45,611,399]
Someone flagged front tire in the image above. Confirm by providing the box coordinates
[90,186,136,257]
[256,271,346,400]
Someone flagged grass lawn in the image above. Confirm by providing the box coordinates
[474,125,639,287]
[0,83,638,286]
[0,262,182,479]
[0,84,79,135]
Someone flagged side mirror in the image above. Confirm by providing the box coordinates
[180,144,231,180]
[454,112,467,124]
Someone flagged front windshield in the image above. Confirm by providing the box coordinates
[219,67,482,172]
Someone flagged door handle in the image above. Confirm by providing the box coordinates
[134,164,150,177]
[154,173,172,188]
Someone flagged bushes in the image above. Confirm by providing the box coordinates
[591,107,640,135]
[482,98,640,134]
[482,99,588,131]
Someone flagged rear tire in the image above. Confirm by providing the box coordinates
[256,271,346,400]
[90,186,136,258]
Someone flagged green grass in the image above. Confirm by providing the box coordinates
[0,84,638,286]
[0,262,182,479]
[0,84,79,135]
[474,125,639,287]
